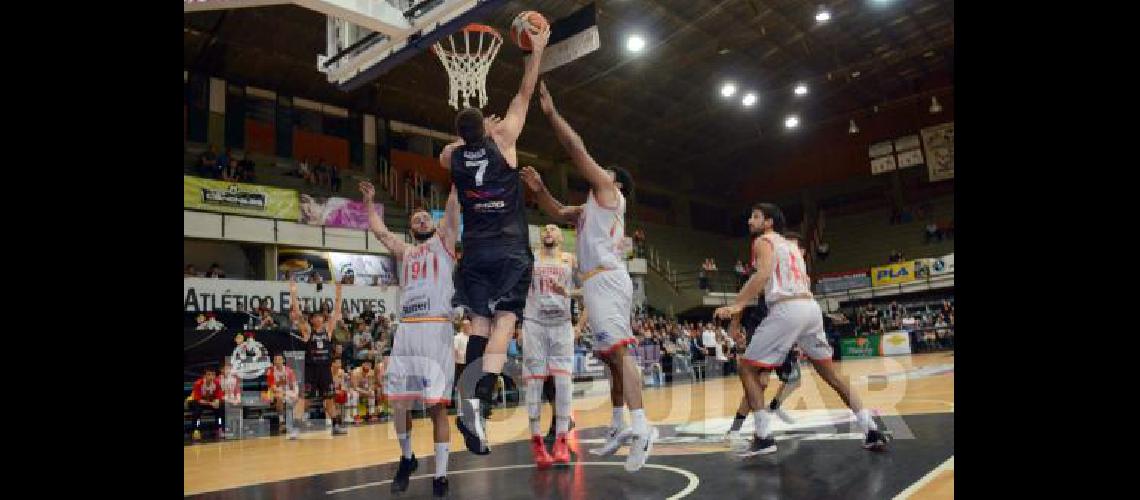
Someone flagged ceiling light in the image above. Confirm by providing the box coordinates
[626,34,646,53]
[815,7,831,23]
[785,115,800,129]
[848,119,859,134]
[794,83,809,96]
[721,82,737,98]
[929,96,943,114]
[742,93,758,107]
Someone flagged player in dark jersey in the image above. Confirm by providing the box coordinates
[289,280,346,436]
[438,22,551,455]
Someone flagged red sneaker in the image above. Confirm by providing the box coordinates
[531,435,554,469]
[551,433,571,464]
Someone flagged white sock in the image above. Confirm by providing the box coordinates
[753,410,771,439]
[434,442,449,478]
[527,379,544,436]
[612,406,626,429]
[630,408,649,435]
[856,409,878,433]
[554,376,572,434]
[397,432,413,459]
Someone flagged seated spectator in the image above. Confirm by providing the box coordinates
[734,259,747,286]
[264,353,300,437]
[197,146,217,178]
[223,158,241,182]
[256,308,277,330]
[816,242,830,260]
[215,148,232,179]
[188,366,224,441]
[238,155,256,182]
[352,319,375,362]
[888,249,903,263]
[207,263,226,278]
[341,270,355,285]
[925,222,942,243]
[185,264,198,277]
[314,159,329,188]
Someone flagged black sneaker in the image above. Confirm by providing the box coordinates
[391,455,418,493]
[432,476,449,497]
[457,399,490,455]
[863,429,890,451]
[735,436,778,458]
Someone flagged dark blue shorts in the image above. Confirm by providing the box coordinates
[453,242,533,318]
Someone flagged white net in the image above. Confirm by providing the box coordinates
[432,25,502,110]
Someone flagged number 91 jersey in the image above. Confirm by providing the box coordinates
[399,235,457,319]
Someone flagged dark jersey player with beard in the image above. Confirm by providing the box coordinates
[438,21,551,455]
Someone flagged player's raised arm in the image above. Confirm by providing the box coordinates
[537,81,620,206]
[494,24,551,151]
[440,184,461,255]
[520,166,582,225]
[289,281,311,341]
[359,180,408,258]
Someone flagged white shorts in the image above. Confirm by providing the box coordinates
[583,269,635,355]
[384,319,455,405]
[743,299,833,368]
[522,320,574,380]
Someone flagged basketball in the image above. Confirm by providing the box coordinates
[510,10,548,51]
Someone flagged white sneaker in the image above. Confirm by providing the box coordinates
[287,428,299,440]
[589,426,633,456]
[724,430,749,451]
[773,408,796,424]
[624,427,658,472]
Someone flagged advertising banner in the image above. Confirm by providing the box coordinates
[184,176,300,220]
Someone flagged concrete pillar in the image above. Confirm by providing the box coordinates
[207,77,226,150]
[363,113,378,177]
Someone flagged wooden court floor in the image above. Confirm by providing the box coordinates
[185,351,954,498]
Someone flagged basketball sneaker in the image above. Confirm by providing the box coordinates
[551,433,571,465]
[432,476,449,498]
[457,399,490,455]
[863,429,890,451]
[589,426,633,456]
[332,424,348,436]
[624,427,658,472]
[287,427,299,440]
[530,436,554,469]
[736,435,777,458]
[545,417,576,444]
[391,454,418,493]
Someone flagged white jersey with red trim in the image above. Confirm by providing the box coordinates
[398,235,456,319]
[757,233,812,305]
[524,251,574,325]
[576,190,627,273]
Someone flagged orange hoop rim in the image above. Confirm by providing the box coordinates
[431,23,502,56]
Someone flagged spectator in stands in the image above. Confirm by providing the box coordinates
[185,264,198,277]
[257,308,277,330]
[341,270,355,285]
[239,154,255,182]
[816,241,830,260]
[215,148,232,179]
[198,146,217,178]
[633,228,646,257]
[925,222,942,243]
[315,159,330,188]
[352,318,375,362]
[734,259,747,287]
[701,322,718,359]
[888,249,903,263]
[207,263,226,278]
[189,366,224,441]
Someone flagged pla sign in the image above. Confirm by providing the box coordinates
[871,261,916,287]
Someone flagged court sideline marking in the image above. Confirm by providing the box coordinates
[892,455,953,499]
[325,461,701,499]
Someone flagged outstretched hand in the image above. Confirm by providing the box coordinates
[528,22,551,53]
[359,181,375,202]
[538,80,554,115]
[521,165,545,192]
[713,304,743,320]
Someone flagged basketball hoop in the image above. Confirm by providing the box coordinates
[432,24,502,110]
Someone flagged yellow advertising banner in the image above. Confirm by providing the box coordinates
[870,261,916,287]
[184,176,300,220]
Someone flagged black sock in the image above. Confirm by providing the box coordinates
[769,399,780,411]
[730,412,747,431]
[465,335,488,366]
